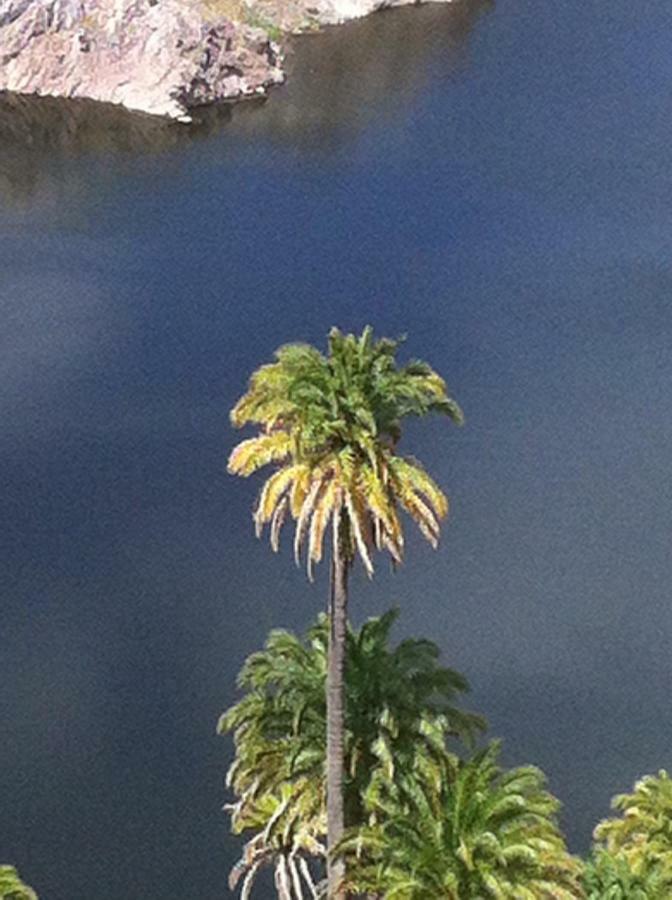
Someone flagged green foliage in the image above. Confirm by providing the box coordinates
[340,742,584,899]
[228,326,463,578]
[219,610,483,897]
[585,770,672,898]
[583,849,672,899]
[0,866,37,900]
[243,9,283,42]
[225,327,590,899]
[594,771,672,868]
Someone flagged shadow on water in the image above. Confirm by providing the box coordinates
[0,0,492,205]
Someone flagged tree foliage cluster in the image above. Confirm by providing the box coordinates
[225,327,672,899]
[0,866,37,900]
[6,328,672,899]
[221,612,672,899]
[227,326,465,897]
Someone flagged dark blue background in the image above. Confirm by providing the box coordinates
[1,0,671,896]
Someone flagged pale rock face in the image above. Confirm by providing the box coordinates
[0,0,455,118]
[310,0,416,25]
[0,0,285,119]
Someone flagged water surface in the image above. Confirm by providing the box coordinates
[2,1,671,897]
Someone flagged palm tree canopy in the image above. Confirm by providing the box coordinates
[583,849,672,900]
[592,771,672,881]
[228,327,463,577]
[219,610,484,897]
[0,866,38,900]
[341,742,584,899]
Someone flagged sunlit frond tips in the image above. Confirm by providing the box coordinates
[228,327,463,577]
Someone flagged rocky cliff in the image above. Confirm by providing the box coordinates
[0,0,456,120]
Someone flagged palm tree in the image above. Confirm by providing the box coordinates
[591,771,672,886]
[0,866,37,900]
[340,742,584,899]
[583,849,672,899]
[228,327,463,897]
[220,610,482,897]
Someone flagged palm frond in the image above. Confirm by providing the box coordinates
[228,433,293,477]
[221,612,485,899]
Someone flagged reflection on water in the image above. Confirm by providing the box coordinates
[0,1,492,205]
[0,93,237,207]
[234,1,493,147]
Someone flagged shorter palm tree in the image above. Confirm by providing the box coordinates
[219,610,483,898]
[0,866,37,900]
[340,742,584,899]
[593,771,672,873]
[583,849,672,899]
[587,770,672,897]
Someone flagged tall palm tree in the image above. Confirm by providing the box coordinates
[340,742,584,899]
[220,610,482,897]
[228,327,463,897]
[0,866,37,900]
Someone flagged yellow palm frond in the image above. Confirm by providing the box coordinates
[421,370,449,399]
[230,364,281,426]
[228,433,292,477]
[344,486,374,578]
[380,529,404,564]
[373,502,404,564]
[270,497,289,552]
[386,505,405,557]
[255,465,304,534]
[231,396,290,431]
[294,476,326,568]
[391,457,449,520]
[289,467,311,518]
[308,481,340,569]
[360,467,399,545]
[397,489,440,549]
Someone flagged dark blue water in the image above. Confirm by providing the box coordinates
[1,1,671,896]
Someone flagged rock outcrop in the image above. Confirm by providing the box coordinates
[0,0,285,119]
[0,0,456,120]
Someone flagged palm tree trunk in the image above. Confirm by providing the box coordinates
[327,523,349,900]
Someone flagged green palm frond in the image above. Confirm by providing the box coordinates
[595,771,672,861]
[220,611,483,897]
[228,327,462,577]
[583,848,672,899]
[340,742,584,899]
[588,770,672,896]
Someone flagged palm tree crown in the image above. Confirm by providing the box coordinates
[228,326,463,577]
[219,611,483,898]
[341,742,583,899]
[583,848,672,899]
[593,770,672,881]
